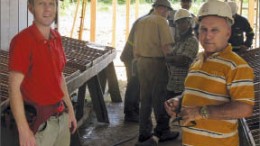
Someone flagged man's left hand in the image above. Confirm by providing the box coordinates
[68,111,77,134]
[179,106,202,126]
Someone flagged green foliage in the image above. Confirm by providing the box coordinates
[60,0,71,9]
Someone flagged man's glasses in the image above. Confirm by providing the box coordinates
[170,116,196,128]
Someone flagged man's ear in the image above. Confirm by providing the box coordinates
[226,27,231,39]
[28,4,34,14]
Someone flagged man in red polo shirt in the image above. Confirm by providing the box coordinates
[8,0,77,146]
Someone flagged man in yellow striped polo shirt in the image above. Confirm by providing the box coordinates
[165,0,255,146]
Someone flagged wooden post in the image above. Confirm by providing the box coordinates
[79,0,87,40]
[70,0,81,37]
[248,0,255,27]
[125,0,130,40]
[76,82,87,120]
[87,76,109,123]
[90,0,97,42]
[105,62,122,102]
[112,0,117,47]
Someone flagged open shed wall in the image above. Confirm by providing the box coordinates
[0,0,33,50]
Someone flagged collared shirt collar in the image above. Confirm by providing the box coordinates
[202,44,232,59]
[30,22,58,44]
[151,11,165,18]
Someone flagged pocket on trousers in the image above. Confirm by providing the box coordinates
[37,122,47,133]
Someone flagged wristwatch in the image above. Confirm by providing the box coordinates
[200,106,209,119]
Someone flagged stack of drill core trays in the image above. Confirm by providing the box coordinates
[1,36,115,111]
[239,48,260,146]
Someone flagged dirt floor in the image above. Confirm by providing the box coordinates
[77,78,182,146]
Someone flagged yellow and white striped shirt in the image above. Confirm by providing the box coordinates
[182,45,255,146]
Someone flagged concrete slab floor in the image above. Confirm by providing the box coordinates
[78,102,182,146]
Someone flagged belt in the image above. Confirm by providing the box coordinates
[51,101,66,117]
[51,110,65,117]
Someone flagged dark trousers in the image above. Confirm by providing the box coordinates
[123,61,140,115]
[137,57,170,139]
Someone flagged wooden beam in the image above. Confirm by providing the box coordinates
[105,62,122,102]
[112,0,117,47]
[90,0,96,42]
[87,76,109,123]
[125,0,130,40]
[70,0,81,37]
[79,0,87,40]
[75,83,87,120]
[248,0,255,27]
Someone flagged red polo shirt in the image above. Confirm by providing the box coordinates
[9,23,66,106]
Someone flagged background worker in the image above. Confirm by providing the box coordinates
[166,8,198,99]
[165,1,255,146]
[133,0,179,145]
[8,0,77,146]
[169,0,198,40]
[180,0,198,30]
[120,9,153,123]
[227,1,254,54]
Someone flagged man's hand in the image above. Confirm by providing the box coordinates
[18,126,36,146]
[164,98,180,118]
[68,111,77,134]
[179,106,202,126]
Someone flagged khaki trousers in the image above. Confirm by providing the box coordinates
[35,112,70,146]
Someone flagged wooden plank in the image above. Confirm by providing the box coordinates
[90,0,96,42]
[87,75,109,123]
[18,0,28,31]
[1,0,10,50]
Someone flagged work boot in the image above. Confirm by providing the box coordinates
[159,131,179,142]
[135,136,158,146]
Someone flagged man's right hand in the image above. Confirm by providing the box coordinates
[18,126,36,146]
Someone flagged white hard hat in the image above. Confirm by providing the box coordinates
[198,0,234,24]
[174,8,192,21]
[227,1,238,16]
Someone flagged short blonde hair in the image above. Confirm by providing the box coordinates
[28,0,34,5]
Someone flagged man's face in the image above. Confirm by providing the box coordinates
[29,0,57,27]
[176,18,190,34]
[198,16,231,56]
[160,6,170,18]
[181,1,191,10]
